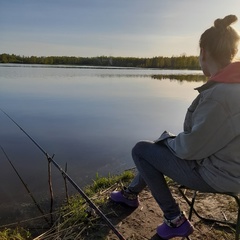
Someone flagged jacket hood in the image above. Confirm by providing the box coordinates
[209,62,240,83]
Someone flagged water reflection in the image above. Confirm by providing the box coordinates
[152,74,207,82]
[97,73,207,82]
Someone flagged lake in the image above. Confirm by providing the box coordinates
[0,64,204,224]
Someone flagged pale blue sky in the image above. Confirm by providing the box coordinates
[1,0,240,57]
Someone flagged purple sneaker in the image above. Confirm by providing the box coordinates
[110,187,139,208]
[157,212,193,239]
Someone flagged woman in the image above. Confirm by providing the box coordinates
[110,15,240,239]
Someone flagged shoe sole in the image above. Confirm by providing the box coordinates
[157,224,193,239]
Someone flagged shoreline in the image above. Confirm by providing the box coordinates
[0,170,238,239]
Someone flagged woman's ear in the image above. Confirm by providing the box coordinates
[199,48,211,77]
[200,48,206,61]
[199,48,204,67]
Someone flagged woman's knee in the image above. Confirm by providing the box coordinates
[132,140,154,159]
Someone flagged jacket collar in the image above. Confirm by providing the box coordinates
[195,80,219,93]
[210,62,240,83]
[195,61,240,93]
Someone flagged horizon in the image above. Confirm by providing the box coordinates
[0,52,199,58]
[1,1,240,58]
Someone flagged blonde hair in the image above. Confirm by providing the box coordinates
[199,15,240,67]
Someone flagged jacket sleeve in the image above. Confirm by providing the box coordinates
[163,98,235,160]
[155,130,176,141]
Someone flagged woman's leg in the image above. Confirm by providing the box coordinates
[128,172,147,194]
[132,140,215,219]
[110,172,146,208]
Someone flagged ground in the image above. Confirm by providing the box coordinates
[33,179,238,240]
[90,182,238,240]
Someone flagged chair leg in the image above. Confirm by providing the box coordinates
[178,187,199,220]
[178,187,195,240]
[178,186,240,240]
[188,191,197,221]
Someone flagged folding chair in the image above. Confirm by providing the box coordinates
[178,185,240,240]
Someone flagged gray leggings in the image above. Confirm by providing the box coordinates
[130,140,216,219]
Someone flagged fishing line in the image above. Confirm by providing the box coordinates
[0,145,50,225]
[0,108,125,240]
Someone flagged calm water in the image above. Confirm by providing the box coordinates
[0,64,204,223]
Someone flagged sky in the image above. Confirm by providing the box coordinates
[0,0,240,58]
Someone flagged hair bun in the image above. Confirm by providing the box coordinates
[214,15,238,29]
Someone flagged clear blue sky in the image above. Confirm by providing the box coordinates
[1,0,240,58]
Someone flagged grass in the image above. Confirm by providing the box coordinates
[0,227,31,240]
[61,170,135,222]
[86,171,134,195]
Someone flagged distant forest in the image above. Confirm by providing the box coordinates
[0,53,201,70]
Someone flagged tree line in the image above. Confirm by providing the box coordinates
[0,53,201,70]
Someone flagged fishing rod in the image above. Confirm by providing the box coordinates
[0,108,126,240]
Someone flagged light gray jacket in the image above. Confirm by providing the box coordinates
[156,77,240,193]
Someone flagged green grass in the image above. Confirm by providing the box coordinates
[0,227,31,240]
[85,170,134,196]
[61,170,134,220]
